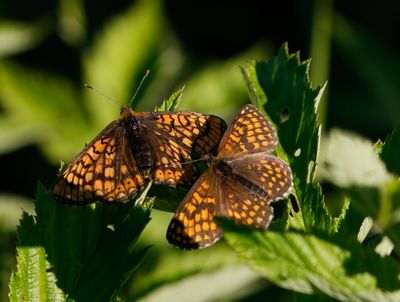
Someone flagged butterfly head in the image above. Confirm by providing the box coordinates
[120,104,134,117]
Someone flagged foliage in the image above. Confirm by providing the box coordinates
[2,0,400,301]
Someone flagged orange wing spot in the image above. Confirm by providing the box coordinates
[246,217,254,225]
[161,156,169,165]
[201,209,209,220]
[94,141,106,152]
[195,224,201,233]
[193,192,202,204]
[195,213,201,223]
[94,179,103,191]
[182,137,192,147]
[274,167,282,173]
[104,180,114,192]
[230,135,241,143]
[73,175,79,186]
[195,234,202,243]
[253,205,260,211]
[95,164,103,174]
[119,164,128,174]
[186,204,196,214]
[105,167,115,178]
[247,136,256,143]
[188,227,195,238]
[202,222,210,231]
[178,212,185,221]
[82,155,93,166]
[233,212,241,219]
[210,222,217,231]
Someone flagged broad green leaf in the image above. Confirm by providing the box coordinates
[241,43,347,234]
[0,62,87,161]
[9,183,152,302]
[318,128,390,187]
[9,212,65,302]
[127,209,241,301]
[221,218,400,302]
[0,19,50,57]
[136,265,264,302]
[83,0,164,127]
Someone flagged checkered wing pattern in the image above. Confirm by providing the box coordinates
[141,112,227,187]
[219,177,275,229]
[53,120,144,204]
[217,104,277,158]
[227,153,293,202]
[167,104,294,250]
[53,105,227,205]
[166,170,221,249]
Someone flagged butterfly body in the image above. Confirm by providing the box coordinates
[53,105,226,205]
[167,104,293,249]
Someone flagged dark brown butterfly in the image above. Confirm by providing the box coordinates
[53,105,227,205]
[167,104,293,249]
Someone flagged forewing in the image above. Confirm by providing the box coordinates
[166,170,221,249]
[148,112,227,158]
[53,121,145,204]
[217,104,277,158]
[142,112,226,186]
[144,131,198,187]
[227,153,293,202]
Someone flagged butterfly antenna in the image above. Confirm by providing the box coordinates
[129,69,150,107]
[84,84,120,106]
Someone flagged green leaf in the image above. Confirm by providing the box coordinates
[136,265,264,302]
[0,19,50,57]
[380,126,400,174]
[154,86,184,112]
[241,43,347,234]
[318,128,390,187]
[0,62,87,161]
[83,0,164,127]
[9,212,65,302]
[220,218,400,302]
[9,183,152,301]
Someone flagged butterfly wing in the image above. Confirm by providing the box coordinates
[217,104,277,158]
[53,120,145,204]
[166,169,222,249]
[226,153,293,202]
[142,112,227,186]
[218,175,275,229]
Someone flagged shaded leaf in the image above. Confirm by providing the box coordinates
[241,43,347,234]
[9,182,152,302]
[154,86,184,112]
[221,218,400,302]
[380,127,400,174]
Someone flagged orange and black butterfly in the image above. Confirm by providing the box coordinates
[53,105,227,205]
[166,104,293,249]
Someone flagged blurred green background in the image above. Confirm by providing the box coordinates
[1,0,399,300]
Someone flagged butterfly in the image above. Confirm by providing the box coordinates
[166,104,293,249]
[53,105,227,205]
